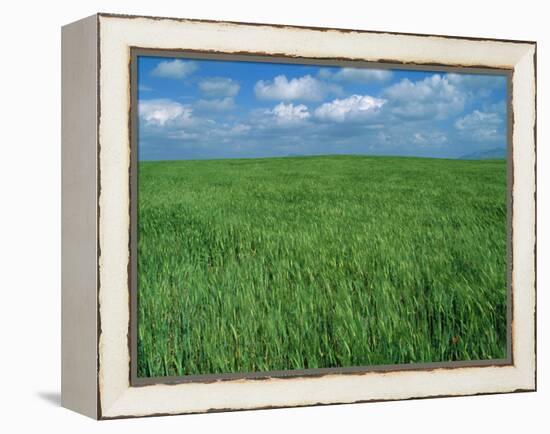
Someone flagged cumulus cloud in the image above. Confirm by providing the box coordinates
[446,73,508,100]
[165,130,201,140]
[151,59,198,79]
[198,77,240,97]
[228,123,252,135]
[447,73,507,91]
[195,97,236,112]
[314,95,385,122]
[412,131,448,146]
[268,102,311,125]
[383,74,465,120]
[455,110,502,130]
[139,99,193,126]
[454,109,504,142]
[139,58,508,160]
[318,67,392,83]
[254,75,340,101]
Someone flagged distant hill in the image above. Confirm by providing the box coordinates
[459,148,507,160]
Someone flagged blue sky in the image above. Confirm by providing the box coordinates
[137,56,507,161]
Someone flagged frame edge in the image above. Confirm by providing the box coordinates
[96,14,537,418]
[61,13,100,420]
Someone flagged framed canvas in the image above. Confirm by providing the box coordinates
[61,13,537,419]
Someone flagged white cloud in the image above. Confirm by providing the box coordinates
[198,77,240,97]
[318,67,392,83]
[139,99,193,126]
[254,75,340,101]
[383,74,465,119]
[314,95,385,122]
[165,130,200,140]
[268,102,311,125]
[455,109,504,141]
[228,123,252,135]
[455,110,502,130]
[151,59,198,79]
[447,73,507,91]
[412,132,448,146]
[195,97,236,112]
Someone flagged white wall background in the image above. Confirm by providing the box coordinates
[0,0,546,432]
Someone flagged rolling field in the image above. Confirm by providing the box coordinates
[137,155,507,378]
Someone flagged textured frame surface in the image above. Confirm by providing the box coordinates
[65,13,536,419]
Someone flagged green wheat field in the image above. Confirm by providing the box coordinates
[136,155,507,378]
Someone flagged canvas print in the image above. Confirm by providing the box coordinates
[135,55,508,379]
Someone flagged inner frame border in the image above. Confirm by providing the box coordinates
[128,47,514,388]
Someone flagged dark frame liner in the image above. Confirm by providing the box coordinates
[128,47,515,387]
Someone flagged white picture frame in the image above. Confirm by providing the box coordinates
[61,13,536,419]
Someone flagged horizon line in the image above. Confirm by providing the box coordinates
[138,152,507,164]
